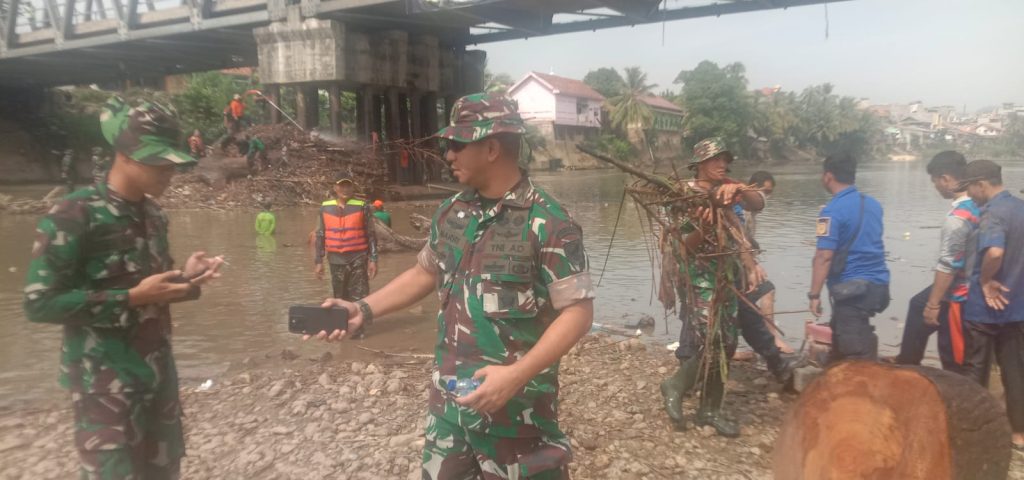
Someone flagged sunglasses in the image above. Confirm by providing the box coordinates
[439,139,469,153]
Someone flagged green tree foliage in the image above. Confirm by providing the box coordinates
[583,67,626,99]
[607,67,655,132]
[172,72,252,140]
[675,61,753,154]
[483,70,515,93]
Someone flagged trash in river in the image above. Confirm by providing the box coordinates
[197,379,214,392]
[666,341,680,351]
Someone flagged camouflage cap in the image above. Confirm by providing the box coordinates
[99,96,195,166]
[688,137,734,169]
[433,92,526,143]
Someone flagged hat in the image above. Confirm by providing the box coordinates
[433,92,526,143]
[99,96,195,166]
[955,160,1002,192]
[233,94,242,100]
[334,175,355,186]
[372,200,384,209]
[688,137,734,170]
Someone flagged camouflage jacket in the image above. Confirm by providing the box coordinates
[417,176,595,437]
[24,182,185,394]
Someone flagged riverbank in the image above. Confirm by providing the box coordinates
[2,333,1023,479]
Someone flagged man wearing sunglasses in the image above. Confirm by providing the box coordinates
[307,92,595,478]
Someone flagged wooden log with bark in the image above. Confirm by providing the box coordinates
[373,218,427,253]
[774,361,1011,480]
[194,155,251,189]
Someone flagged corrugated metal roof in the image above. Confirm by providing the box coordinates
[514,71,606,101]
[640,95,683,113]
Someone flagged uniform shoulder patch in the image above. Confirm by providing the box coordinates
[816,217,831,237]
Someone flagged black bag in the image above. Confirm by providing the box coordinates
[828,194,865,281]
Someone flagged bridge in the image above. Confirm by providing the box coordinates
[0,0,847,87]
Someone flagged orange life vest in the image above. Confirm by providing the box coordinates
[321,199,369,254]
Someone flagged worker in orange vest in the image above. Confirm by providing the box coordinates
[226,93,246,134]
[314,176,378,328]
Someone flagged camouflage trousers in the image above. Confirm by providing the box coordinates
[674,286,738,361]
[421,413,571,480]
[328,259,369,302]
[71,389,184,480]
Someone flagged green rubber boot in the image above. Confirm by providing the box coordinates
[660,357,699,429]
[694,367,740,438]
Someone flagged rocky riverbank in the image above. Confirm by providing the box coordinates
[1,334,1023,479]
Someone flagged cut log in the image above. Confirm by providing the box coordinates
[193,155,251,189]
[774,361,1011,480]
[374,218,427,253]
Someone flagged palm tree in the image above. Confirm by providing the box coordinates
[607,67,656,132]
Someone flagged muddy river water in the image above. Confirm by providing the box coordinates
[2,163,1022,407]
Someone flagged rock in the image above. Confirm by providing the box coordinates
[753,377,769,387]
[0,438,29,452]
[593,455,611,468]
[351,362,366,374]
[357,412,374,425]
[268,380,287,398]
[271,426,294,435]
[319,351,334,363]
[280,349,300,361]
[749,446,762,456]
[792,365,824,392]
[236,373,253,385]
[385,379,402,394]
[388,433,419,448]
[657,366,668,374]
[318,373,332,388]
[365,364,381,375]
[578,436,600,450]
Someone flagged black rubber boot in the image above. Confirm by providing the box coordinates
[660,357,698,429]
[766,353,795,387]
[694,367,740,438]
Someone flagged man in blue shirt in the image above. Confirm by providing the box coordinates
[957,159,1024,448]
[807,153,890,362]
[892,151,979,373]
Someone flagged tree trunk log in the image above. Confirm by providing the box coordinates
[774,361,1011,480]
[374,218,427,253]
[194,155,250,189]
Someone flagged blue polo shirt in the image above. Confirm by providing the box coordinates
[816,186,890,286]
[965,190,1024,324]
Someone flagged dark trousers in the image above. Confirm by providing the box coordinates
[329,259,369,302]
[962,321,1024,432]
[737,281,786,372]
[829,282,890,363]
[895,285,965,373]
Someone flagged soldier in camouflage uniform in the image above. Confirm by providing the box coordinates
[23,96,224,480]
[659,138,766,438]
[307,92,596,479]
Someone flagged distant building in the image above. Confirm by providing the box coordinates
[508,71,606,169]
[508,71,604,138]
[638,95,684,133]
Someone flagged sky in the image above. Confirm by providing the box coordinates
[482,0,1024,112]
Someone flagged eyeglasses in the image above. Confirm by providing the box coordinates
[439,139,469,153]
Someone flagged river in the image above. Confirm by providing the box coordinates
[1,162,1022,407]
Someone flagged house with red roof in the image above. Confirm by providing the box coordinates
[509,72,604,132]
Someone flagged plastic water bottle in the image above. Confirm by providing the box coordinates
[446,378,481,397]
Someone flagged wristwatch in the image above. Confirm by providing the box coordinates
[807,292,821,300]
[356,299,374,326]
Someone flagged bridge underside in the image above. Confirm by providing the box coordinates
[0,0,848,87]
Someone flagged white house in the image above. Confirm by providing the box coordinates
[508,71,605,138]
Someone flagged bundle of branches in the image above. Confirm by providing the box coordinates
[577,144,759,398]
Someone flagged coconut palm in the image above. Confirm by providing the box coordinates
[607,67,656,132]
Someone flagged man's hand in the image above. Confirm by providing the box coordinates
[183,252,225,286]
[747,264,767,292]
[716,183,744,205]
[368,261,378,280]
[923,304,941,327]
[314,263,324,281]
[302,298,362,342]
[982,280,1010,310]
[454,365,529,414]
[129,270,193,307]
[694,206,715,224]
[809,298,823,318]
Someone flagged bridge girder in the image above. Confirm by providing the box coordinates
[0,0,854,87]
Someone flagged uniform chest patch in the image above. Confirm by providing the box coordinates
[816,217,831,237]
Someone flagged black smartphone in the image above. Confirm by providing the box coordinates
[288,304,349,335]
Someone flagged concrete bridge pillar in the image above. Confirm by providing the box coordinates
[328,84,342,136]
[296,85,319,130]
[265,85,282,124]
